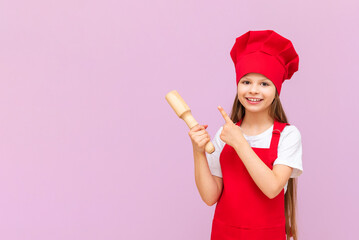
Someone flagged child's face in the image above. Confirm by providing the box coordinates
[237,72,276,113]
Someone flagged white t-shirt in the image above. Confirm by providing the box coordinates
[205,124,303,194]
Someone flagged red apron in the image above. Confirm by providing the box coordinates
[211,119,289,240]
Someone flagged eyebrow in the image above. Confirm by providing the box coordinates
[242,77,270,81]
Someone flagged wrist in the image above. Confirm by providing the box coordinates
[234,136,248,150]
[193,147,205,155]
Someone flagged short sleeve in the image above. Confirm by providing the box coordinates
[205,126,225,178]
[273,125,303,178]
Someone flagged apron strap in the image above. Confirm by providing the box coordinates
[269,120,290,149]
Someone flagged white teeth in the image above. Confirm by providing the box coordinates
[247,98,261,102]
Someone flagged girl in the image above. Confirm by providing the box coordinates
[189,30,303,240]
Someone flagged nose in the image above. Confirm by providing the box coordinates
[249,83,259,94]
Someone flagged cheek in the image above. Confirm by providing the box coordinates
[237,87,246,96]
[264,87,276,98]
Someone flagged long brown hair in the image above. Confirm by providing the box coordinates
[229,91,298,240]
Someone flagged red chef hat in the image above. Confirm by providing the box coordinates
[230,30,299,96]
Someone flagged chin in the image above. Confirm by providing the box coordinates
[246,108,265,113]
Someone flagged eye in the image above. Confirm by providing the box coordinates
[242,80,250,84]
[261,82,269,86]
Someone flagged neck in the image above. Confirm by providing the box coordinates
[241,110,274,129]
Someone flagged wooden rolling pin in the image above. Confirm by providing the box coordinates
[165,90,215,154]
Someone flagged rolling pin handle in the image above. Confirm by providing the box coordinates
[205,141,215,154]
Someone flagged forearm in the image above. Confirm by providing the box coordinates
[234,140,278,199]
[193,149,220,206]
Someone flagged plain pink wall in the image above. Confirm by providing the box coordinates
[0,0,358,239]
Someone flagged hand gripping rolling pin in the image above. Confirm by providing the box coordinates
[165,90,215,154]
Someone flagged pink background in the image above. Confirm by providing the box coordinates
[0,0,358,239]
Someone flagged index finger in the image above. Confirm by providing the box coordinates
[217,106,232,123]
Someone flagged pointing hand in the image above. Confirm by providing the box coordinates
[217,106,245,148]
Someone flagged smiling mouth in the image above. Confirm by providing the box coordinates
[245,97,263,102]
